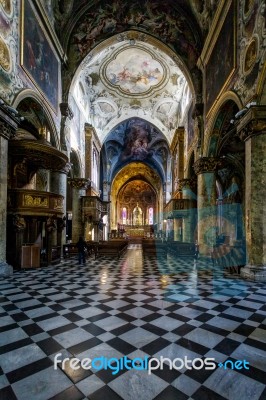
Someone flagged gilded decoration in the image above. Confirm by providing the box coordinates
[0,36,11,72]
[68,178,91,190]
[244,38,258,75]
[0,0,12,16]
[111,162,161,198]
[193,157,223,175]
[23,194,48,207]
[53,197,64,210]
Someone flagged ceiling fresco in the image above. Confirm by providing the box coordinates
[66,0,201,71]
[104,46,165,95]
[101,118,170,183]
[71,36,192,144]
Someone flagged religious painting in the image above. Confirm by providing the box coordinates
[21,0,59,111]
[120,120,153,162]
[205,0,236,115]
[105,47,164,95]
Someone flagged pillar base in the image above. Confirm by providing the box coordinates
[240,264,266,282]
[0,261,13,276]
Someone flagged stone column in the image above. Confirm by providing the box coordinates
[0,109,19,276]
[237,106,266,281]
[178,178,197,243]
[50,162,71,252]
[193,157,223,255]
[68,178,90,243]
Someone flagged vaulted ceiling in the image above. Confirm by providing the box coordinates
[71,34,192,144]
[55,0,205,146]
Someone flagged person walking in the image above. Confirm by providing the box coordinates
[76,236,87,265]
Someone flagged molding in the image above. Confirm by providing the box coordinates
[236,106,266,141]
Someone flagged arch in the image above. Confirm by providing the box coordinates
[101,117,170,184]
[69,30,197,99]
[110,162,161,229]
[66,31,198,146]
[12,89,60,149]
[204,92,242,157]
[111,162,162,198]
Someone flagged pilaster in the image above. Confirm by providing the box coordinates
[236,106,266,280]
[0,103,20,275]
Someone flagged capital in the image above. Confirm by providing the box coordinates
[236,106,266,141]
[68,177,91,190]
[60,103,74,119]
[177,178,197,191]
[193,157,223,175]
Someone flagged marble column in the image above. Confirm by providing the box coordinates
[50,163,71,252]
[68,178,90,243]
[193,157,223,255]
[0,111,19,276]
[237,106,266,281]
[178,178,197,243]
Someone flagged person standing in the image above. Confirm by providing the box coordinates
[76,236,87,265]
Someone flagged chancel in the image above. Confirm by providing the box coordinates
[0,0,266,399]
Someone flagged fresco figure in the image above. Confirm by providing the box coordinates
[121,123,152,161]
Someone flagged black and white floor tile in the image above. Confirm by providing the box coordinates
[0,244,265,400]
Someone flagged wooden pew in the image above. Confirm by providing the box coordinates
[95,240,128,259]
[167,241,197,257]
[142,239,167,256]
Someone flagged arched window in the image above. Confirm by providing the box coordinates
[92,149,98,188]
[122,207,127,224]
[148,207,153,225]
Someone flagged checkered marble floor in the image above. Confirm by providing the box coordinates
[0,245,266,400]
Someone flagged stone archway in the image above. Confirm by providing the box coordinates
[110,162,162,236]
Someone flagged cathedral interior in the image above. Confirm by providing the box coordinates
[0,1,266,399]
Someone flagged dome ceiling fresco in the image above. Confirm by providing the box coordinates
[72,34,192,144]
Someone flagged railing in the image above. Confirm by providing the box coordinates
[164,199,197,215]
[7,189,64,216]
